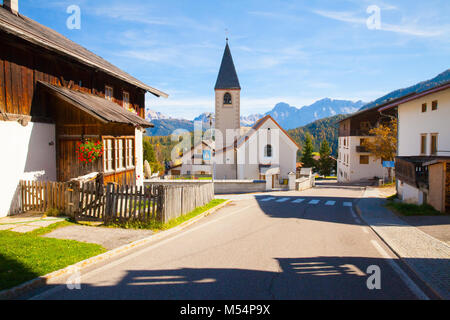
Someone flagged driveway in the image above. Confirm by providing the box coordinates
[27,184,430,300]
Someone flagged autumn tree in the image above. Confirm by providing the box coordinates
[361,118,397,178]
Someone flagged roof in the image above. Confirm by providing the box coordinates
[39,82,153,128]
[378,82,450,112]
[216,115,301,153]
[0,6,168,98]
[214,42,241,90]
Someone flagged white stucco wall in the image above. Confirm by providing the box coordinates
[135,128,144,187]
[338,136,387,182]
[398,88,450,157]
[236,118,297,180]
[0,121,56,217]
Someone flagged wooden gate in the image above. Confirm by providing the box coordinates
[76,181,106,221]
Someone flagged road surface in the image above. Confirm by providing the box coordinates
[28,183,430,300]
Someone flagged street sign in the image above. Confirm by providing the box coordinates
[383,161,395,168]
[203,150,211,161]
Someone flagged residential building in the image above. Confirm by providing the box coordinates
[337,107,395,183]
[0,2,167,217]
[379,82,450,213]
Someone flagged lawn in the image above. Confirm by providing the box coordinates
[385,199,443,216]
[107,199,227,231]
[0,221,105,291]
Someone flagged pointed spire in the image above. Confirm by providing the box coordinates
[215,41,241,90]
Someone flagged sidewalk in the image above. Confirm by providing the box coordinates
[355,187,450,300]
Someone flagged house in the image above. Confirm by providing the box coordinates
[0,1,167,217]
[378,82,450,213]
[212,41,299,184]
[337,103,397,183]
[168,140,214,176]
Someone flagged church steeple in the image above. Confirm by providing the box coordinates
[215,41,241,90]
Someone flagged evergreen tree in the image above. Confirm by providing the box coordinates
[317,139,333,176]
[301,133,316,169]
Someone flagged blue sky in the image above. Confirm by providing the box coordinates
[19,0,450,119]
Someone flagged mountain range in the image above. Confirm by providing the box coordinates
[359,69,450,111]
[146,98,364,136]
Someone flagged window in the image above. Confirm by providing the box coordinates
[115,139,125,170]
[123,91,130,109]
[103,139,114,172]
[420,134,427,155]
[223,93,232,105]
[432,100,438,111]
[422,103,427,113]
[103,137,135,172]
[264,145,273,157]
[126,138,134,167]
[431,134,438,155]
[360,155,369,165]
[360,138,366,146]
[105,86,113,101]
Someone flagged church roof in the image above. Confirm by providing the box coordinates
[214,42,241,90]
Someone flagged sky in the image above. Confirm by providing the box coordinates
[18,0,450,119]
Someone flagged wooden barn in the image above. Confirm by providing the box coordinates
[0,1,168,217]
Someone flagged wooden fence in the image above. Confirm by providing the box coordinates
[20,180,66,213]
[19,180,214,224]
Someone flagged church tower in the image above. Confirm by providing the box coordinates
[214,40,241,137]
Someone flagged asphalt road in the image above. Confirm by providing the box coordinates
[28,184,429,300]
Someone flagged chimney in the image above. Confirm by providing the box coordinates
[3,0,19,15]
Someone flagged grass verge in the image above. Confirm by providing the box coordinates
[107,199,227,231]
[0,220,105,291]
[385,199,443,216]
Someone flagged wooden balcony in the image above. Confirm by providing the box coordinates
[395,157,429,189]
[356,146,369,153]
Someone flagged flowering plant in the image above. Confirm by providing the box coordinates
[76,140,103,163]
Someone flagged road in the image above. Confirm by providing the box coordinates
[28,183,429,300]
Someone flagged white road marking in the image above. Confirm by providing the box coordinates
[276,198,290,202]
[292,199,305,203]
[325,201,336,206]
[343,202,353,207]
[29,205,254,300]
[308,200,320,205]
[370,240,429,300]
[260,197,275,202]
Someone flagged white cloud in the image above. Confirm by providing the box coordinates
[313,9,446,37]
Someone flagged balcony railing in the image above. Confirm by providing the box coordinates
[356,146,369,153]
[395,157,429,189]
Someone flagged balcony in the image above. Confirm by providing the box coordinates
[395,157,429,190]
[356,146,369,153]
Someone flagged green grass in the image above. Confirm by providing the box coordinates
[107,199,227,231]
[385,200,443,216]
[0,221,106,291]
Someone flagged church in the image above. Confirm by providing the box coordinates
[213,40,299,185]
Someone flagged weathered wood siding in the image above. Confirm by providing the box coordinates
[0,33,146,119]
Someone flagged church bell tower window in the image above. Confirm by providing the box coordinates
[223,93,232,105]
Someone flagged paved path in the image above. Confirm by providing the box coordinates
[0,214,66,233]
[356,187,450,300]
[43,225,154,250]
[28,185,428,300]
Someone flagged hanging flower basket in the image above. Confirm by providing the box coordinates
[76,140,103,163]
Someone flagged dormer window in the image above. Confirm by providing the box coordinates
[223,93,232,105]
[105,86,113,101]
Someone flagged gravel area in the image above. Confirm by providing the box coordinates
[43,225,154,250]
